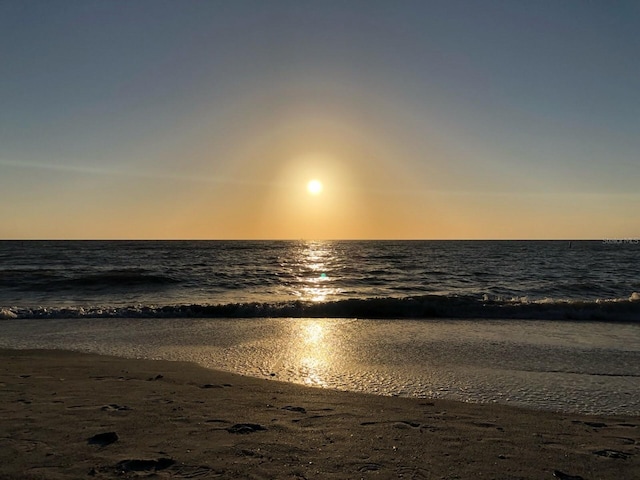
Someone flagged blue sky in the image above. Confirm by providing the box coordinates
[1,0,638,239]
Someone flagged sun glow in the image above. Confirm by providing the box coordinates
[307,179,323,195]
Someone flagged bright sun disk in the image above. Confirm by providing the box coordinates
[307,179,323,195]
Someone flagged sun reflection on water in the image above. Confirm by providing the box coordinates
[303,321,324,344]
[275,242,348,386]
[290,241,341,302]
[294,320,332,387]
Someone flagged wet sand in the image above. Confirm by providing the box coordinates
[1,349,638,479]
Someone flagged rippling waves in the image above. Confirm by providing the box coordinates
[1,240,639,321]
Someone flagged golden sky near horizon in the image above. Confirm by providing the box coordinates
[1,1,638,239]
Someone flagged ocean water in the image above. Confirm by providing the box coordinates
[1,240,640,414]
[0,240,639,320]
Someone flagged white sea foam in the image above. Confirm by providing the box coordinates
[0,308,17,319]
[2,292,640,321]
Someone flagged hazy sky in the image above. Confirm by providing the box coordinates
[2,0,639,239]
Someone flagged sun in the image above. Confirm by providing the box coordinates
[307,179,323,195]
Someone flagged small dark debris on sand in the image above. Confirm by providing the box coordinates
[87,431,119,447]
[226,423,267,434]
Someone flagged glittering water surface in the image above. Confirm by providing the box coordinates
[2,240,639,413]
[2,317,639,415]
[2,240,639,321]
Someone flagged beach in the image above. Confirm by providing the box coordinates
[2,316,639,416]
[1,349,638,479]
[4,0,640,475]
[1,241,639,478]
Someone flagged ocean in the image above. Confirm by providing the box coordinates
[1,240,639,320]
[1,240,639,414]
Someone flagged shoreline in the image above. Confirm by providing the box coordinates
[2,316,639,416]
[1,348,638,479]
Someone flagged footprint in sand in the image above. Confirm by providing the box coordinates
[115,458,175,473]
[101,404,131,411]
[358,463,382,472]
[281,405,307,414]
[572,420,607,428]
[593,449,631,459]
[553,470,584,480]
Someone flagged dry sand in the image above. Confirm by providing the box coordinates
[0,349,638,479]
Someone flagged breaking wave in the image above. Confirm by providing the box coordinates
[2,293,639,322]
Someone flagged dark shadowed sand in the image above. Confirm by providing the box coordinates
[1,349,638,479]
